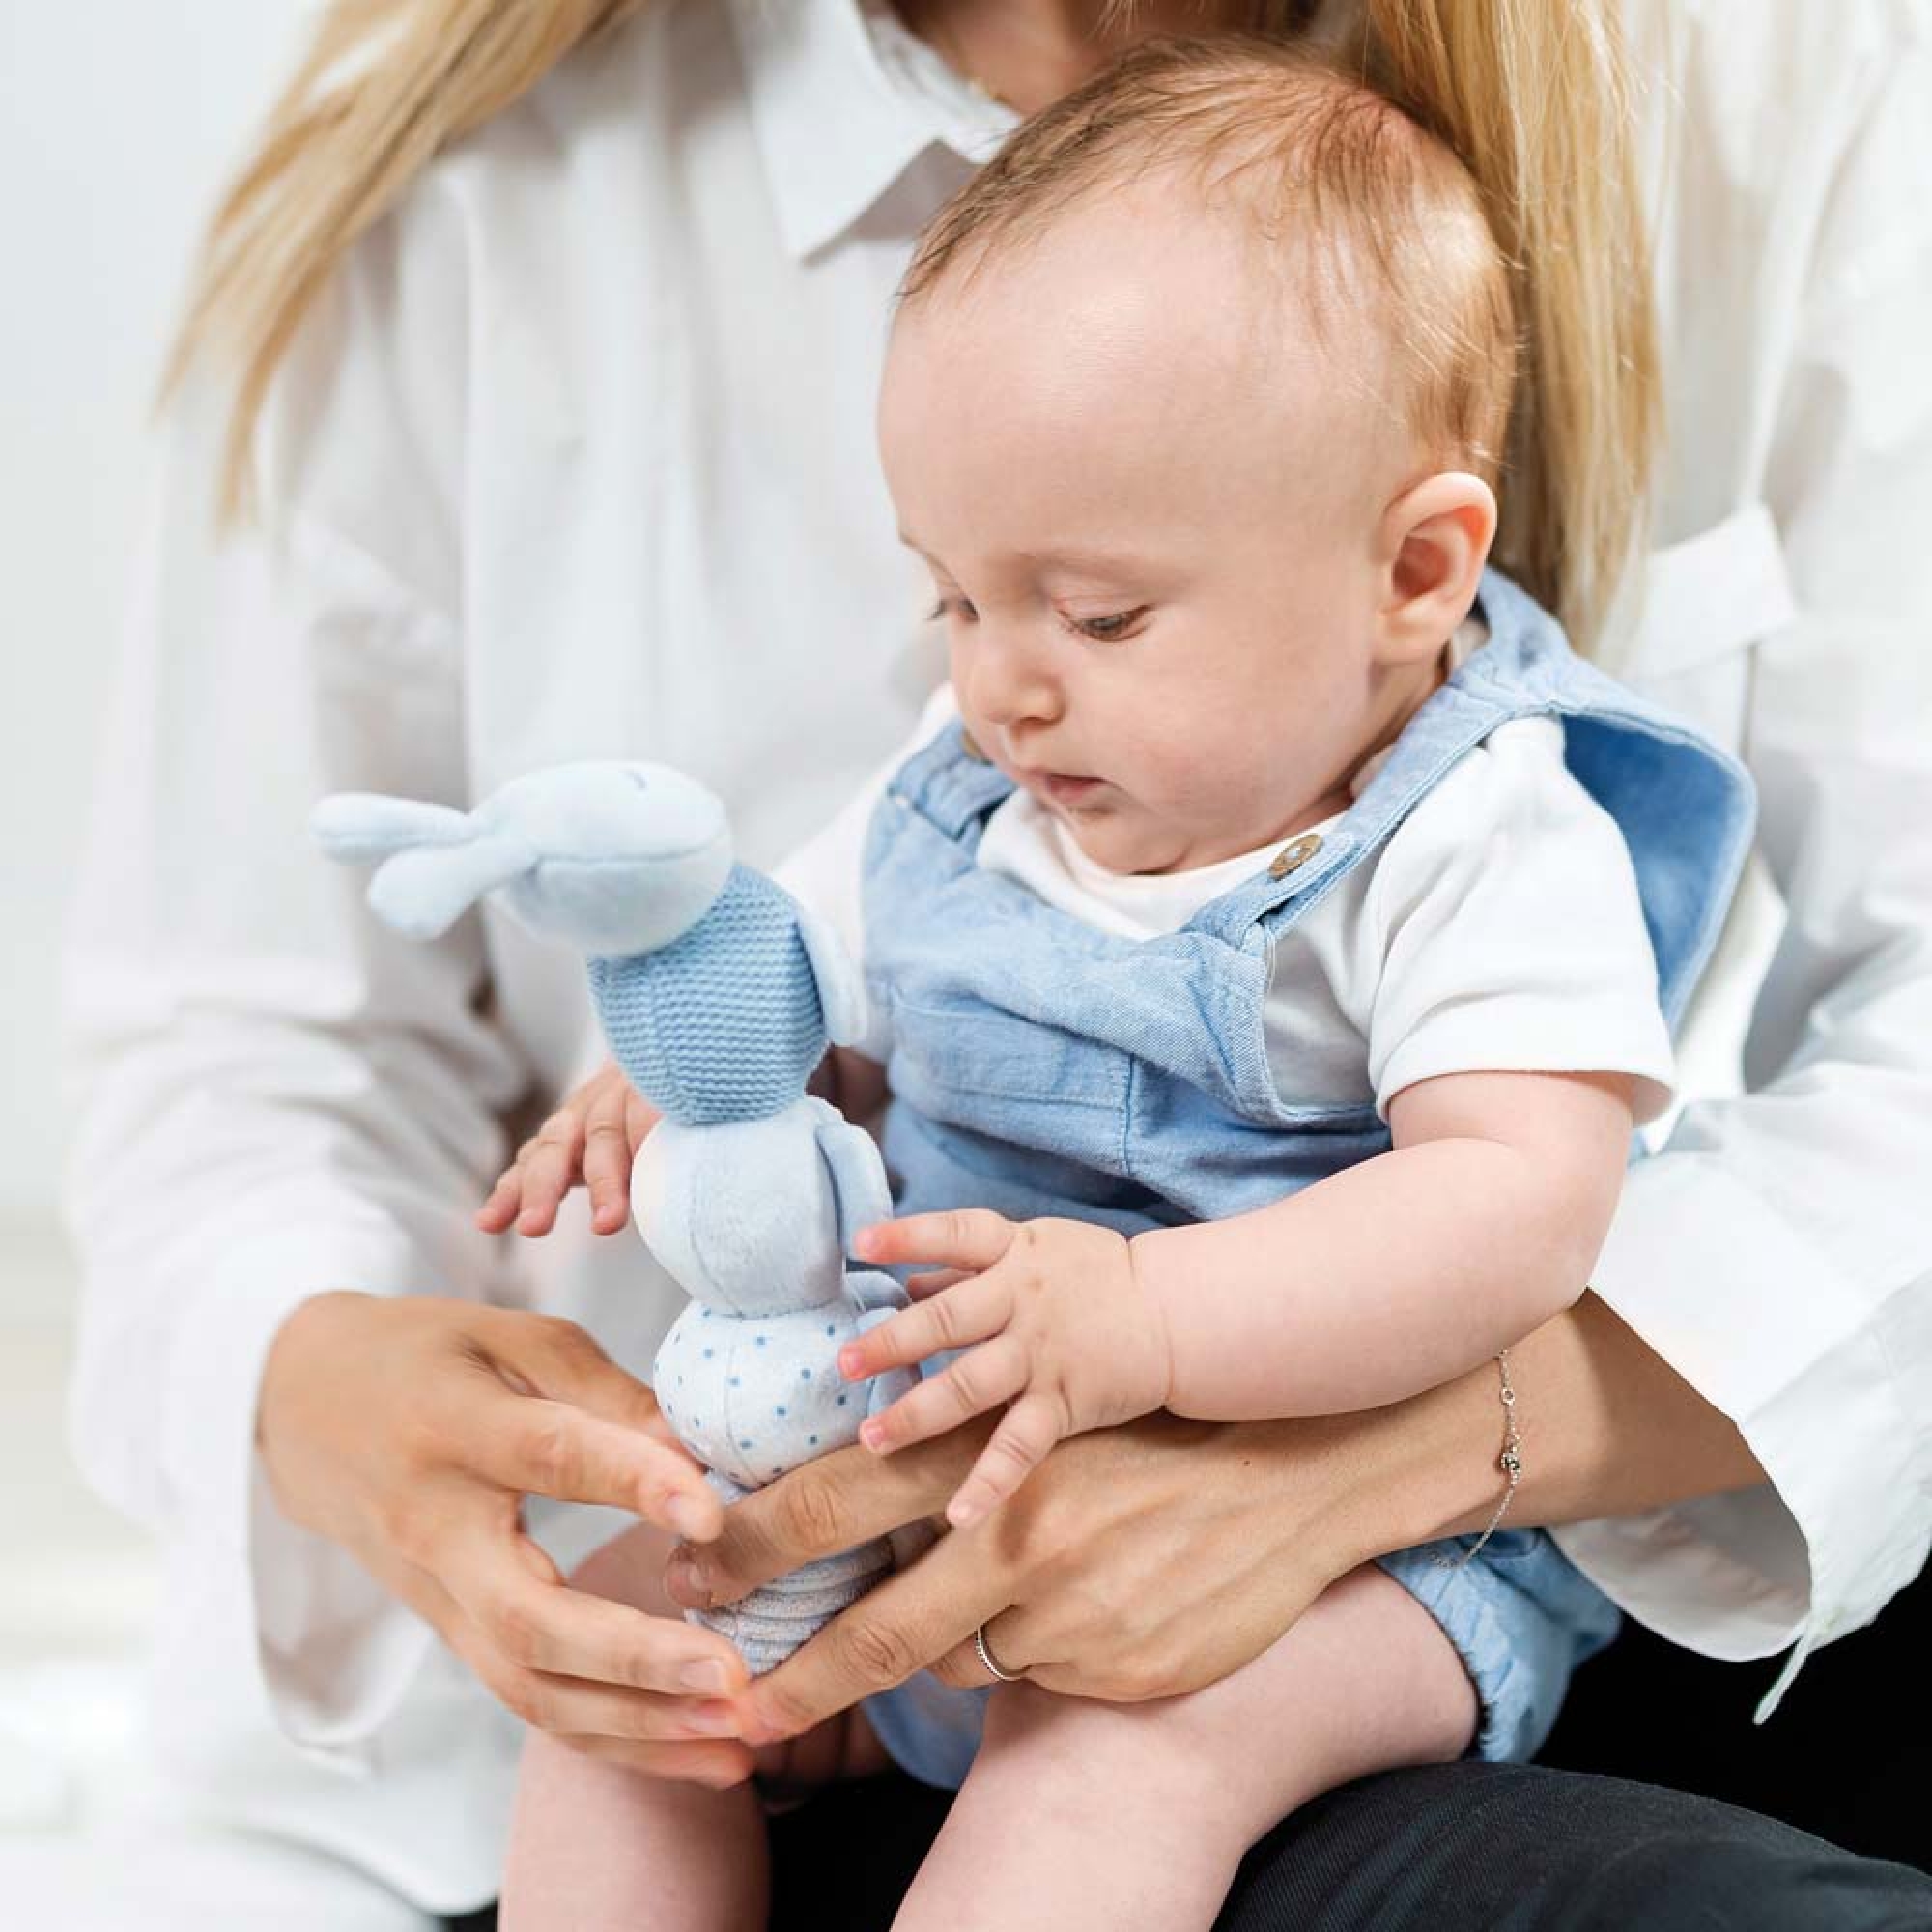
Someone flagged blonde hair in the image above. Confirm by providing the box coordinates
[165,0,1657,644]
[157,0,647,525]
[899,37,1519,496]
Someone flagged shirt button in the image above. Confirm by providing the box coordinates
[1267,833,1322,880]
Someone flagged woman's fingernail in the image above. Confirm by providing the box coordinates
[838,1346,864,1378]
[853,1227,881,1258]
[665,1494,711,1540]
[680,1660,731,1695]
[682,1699,739,1734]
[667,1556,712,1606]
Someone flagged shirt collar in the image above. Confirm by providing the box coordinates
[726,0,1017,261]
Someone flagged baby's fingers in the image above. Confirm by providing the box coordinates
[947,1393,1065,1528]
[858,1337,1028,1455]
[582,1077,661,1236]
[838,1272,1011,1382]
[508,1106,590,1236]
[476,1164,527,1235]
[853,1208,1016,1273]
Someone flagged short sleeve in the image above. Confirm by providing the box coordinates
[1359,718,1676,1122]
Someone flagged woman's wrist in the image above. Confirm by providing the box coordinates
[1269,1353,1512,1575]
[1312,1293,1769,1568]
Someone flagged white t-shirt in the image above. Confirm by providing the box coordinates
[780,679,1677,1125]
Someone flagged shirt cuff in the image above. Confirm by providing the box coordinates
[1550,1149,1919,1719]
[167,1227,442,1757]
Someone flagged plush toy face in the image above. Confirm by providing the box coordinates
[633,1109,853,1316]
[491,762,733,958]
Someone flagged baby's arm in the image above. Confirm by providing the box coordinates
[844,1065,1634,1524]
[1137,1065,1634,1414]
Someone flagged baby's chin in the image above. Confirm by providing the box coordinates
[1057,809,1198,879]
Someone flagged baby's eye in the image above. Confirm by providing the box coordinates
[1064,607,1148,642]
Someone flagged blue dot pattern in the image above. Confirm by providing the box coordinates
[656,1285,919,1669]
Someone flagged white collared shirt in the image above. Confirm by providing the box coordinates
[60,0,1932,1902]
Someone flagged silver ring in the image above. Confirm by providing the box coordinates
[974,1622,1023,1683]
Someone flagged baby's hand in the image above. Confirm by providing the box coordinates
[477,1061,661,1238]
[838,1210,1173,1527]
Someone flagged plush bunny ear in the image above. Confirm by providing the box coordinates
[792,902,870,1049]
[309,793,473,864]
[367,832,536,940]
[813,1115,894,1255]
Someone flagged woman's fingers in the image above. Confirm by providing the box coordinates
[853,1208,1016,1272]
[457,1382,722,1539]
[736,1525,1009,1745]
[662,1420,995,1610]
[469,1304,687,1456]
[838,1270,1012,1381]
[859,1337,1029,1455]
[946,1392,1065,1528]
[434,1530,747,1703]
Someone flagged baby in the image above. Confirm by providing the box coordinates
[501,36,1751,1932]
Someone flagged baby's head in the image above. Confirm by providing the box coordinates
[879,37,1515,874]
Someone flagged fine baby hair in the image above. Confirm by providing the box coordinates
[900,34,1518,492]
[311,764,920,1671]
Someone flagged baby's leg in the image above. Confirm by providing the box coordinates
[893,1563,1476,1932]
[499,1520,769,1932]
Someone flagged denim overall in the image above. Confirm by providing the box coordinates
[856,569,1757,1787]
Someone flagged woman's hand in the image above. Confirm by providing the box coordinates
[257,1290,754,1786]
[477,1059,658,1237]
[669,1406,1412,1746]
[667,1293,1768,1747]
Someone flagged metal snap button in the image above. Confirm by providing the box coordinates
[1267,833,1323,881]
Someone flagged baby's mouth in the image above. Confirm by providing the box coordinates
[1037,772,1104,807]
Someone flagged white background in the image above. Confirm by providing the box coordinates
[1,3,314,1239]
[0,9,333,1916]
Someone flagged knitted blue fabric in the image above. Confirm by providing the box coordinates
[589,866,828,1126]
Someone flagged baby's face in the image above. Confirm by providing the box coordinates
[879,185,1427,875]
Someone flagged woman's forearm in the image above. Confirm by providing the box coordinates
[1334,1290,1768,1562]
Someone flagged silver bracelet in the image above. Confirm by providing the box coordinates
[1433,1350,1521,1573]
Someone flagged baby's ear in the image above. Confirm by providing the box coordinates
[1375,471,1497,668]
[793,902,870,1048]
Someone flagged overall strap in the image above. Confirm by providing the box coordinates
[885,720,1017,850]
[1185,568,1757,1035]
[1186,675,1510,948]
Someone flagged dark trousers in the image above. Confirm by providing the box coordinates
[450,1565,1932,1929]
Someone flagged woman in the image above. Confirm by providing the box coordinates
[62,0,1932,1925]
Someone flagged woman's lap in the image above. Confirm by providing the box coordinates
[444,1757,1932,1931]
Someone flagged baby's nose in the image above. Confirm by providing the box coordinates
[961,629,1063,729]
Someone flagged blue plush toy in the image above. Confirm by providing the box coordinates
[311,762,919,1672]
